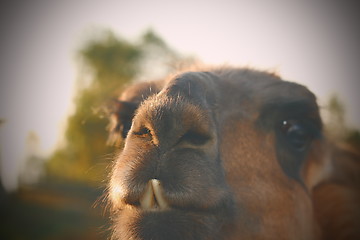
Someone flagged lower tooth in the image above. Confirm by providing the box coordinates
[151,179,169,209]
[139,181,154,209]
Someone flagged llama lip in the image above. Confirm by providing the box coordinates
[139,179,169,210]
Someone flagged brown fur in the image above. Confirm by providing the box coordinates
[312,146,360,239]
[107,67,360,240]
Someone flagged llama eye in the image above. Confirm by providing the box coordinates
[281,120,311,151]
[134,127,152,138]
[180,131,210,146]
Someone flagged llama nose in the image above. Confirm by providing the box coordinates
[139,179,169,210]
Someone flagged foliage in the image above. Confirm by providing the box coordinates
[46,29,184,184]
[324,94,360,150]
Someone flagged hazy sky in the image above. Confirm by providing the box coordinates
[0,0,359,191]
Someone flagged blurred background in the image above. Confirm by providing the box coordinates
[0,0,359,239]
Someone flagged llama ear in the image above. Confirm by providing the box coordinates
[113,100,138,119]
[106,99,137,115]
[107,100,139,145]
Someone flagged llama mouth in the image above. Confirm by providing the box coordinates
[139,179,169,211]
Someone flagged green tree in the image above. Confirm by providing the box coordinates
[324,95,346,139]
[324,94,360,150]
[46,29,188,184]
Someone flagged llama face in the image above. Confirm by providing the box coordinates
[108,68,331,240]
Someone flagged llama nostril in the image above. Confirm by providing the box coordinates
[139,179,169,210]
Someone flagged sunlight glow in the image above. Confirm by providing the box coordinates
[0,0,359,191]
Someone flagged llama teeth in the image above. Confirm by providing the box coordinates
[151,179,169,209]
[139,181,155,210]
[139,179,169,210]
